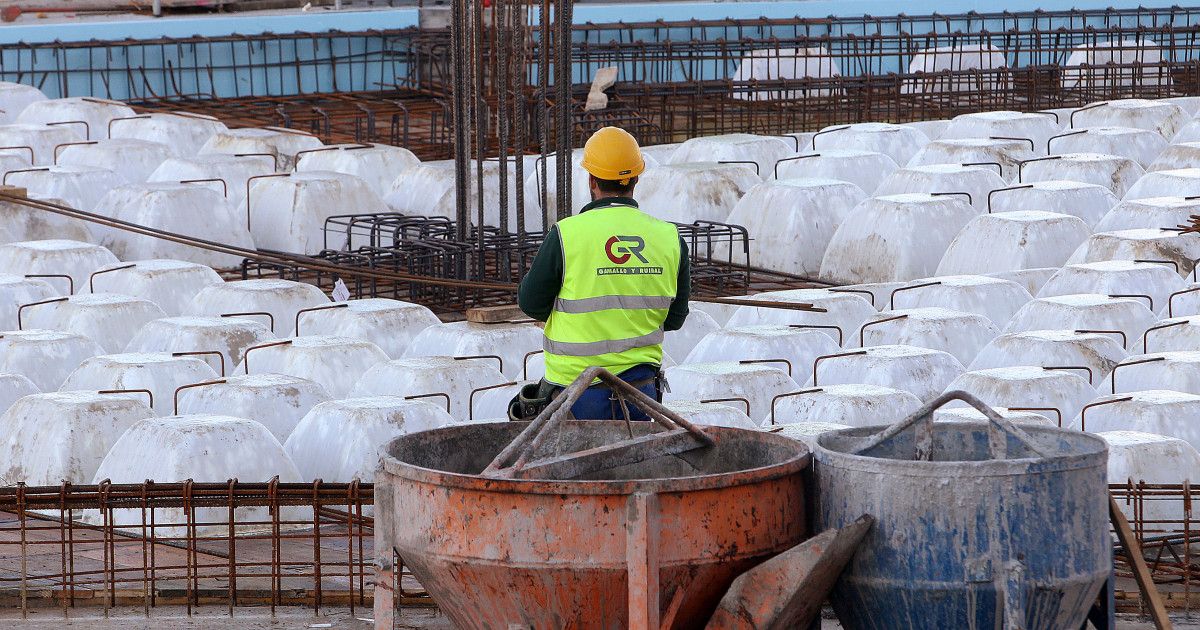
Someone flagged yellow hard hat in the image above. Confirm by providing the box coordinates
[580,127,645,185]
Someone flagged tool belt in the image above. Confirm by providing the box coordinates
[507,367,667,422]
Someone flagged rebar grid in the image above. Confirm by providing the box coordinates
[1113,482,1200,613]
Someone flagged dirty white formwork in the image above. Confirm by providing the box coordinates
[521,351,678,384]
[771,149,898,193]
[903,119,951,141]
[985,180,1116,228]
[903,44,1008,94]
[385,158,540,233]
[0,123,82,166]
[805,344,965,402]
[520,148,657,220]
[87,259,223,317]
[1094,197,1200,233]
[0,152,32,178]
[639,143,682,165]
[0,193,93,245]
[57,138,173,184]
[1166,286,1200,319]
[663,400,758,429]
[1165,96,1200,115]
[857,307,999,366]
[1038,261,1186,316]
[944,365,1098,425]
[874,164,1005,214]
[0,274,55,329]
[293,298,439,359]
[0,329,104,392]
[1073,390,1200,447]
[767,420,853,449]
[19,293,166,353]
[731,47,842,101]
[1004,294,1158,350]
[663,361,799,421]
[1071,98,1189,139]
[726,178,866,277]
[294,143,421,199]
[1140,316,1200,354]
[1101,430,1200,524]
[723,288,877,345]
[198,127,323,171]
[809,122,931,165]
[176,373,333,442]
[351,355,509,419]
[0,82,47,125]
[107,111,228,158]
[284,396,456,483]
[1017,153,1145,198]
[968,329,1129,382]
[16,97,136,140]
[1067,228,1200,278]
[687,300,739,327]
[668,134,793,180]
[0,239,118,295]
[932,406,1055,426]
[60,352,218,414]
[765,383,922,429]
[825,283,906,312]
[0,390,153,485]
[1062,41,1170,92]
[821,193,977,284]
[684,325,841,380]
[404,321,542,381]
[1046,126,1167,169]
[887,275,1033,327]
[662,309,720,363]
[3,164,121,213]
[1147,142,1200,172]
[241,171,386,254]
[939,110,1062,156]
[636,162,762,224]
[1104,351,1200,395]
[148,153,278,207]
[936,211,1091,276]
[467,381,524,423]
[1172,119,1200,145]
[233,335,388,399]
[906,138,1035,182]
[0,373,38,417]
[189,278,330,337]
[1123,167,1200,201]
[124,316,276,375]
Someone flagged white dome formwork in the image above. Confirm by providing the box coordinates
[241,171,387,255]
[1063,41,1171,92]
[874,164,1006,214]
[668,134,793,180]
[1126,168,1200,203]
[520,149,592,221]
[60,352,218,414]
[887,275,1033,327]
[0,82,47,125]
[1095,197,1200,233]
[1070,99,1188,139]
[985,268,1066,297]
[198,127,323,171]
[724,288,877,345]
[1141,316,1200,354]
[1018,153,1145,198]
[1075,391,1200,451]
[820,193,977,284]
[985,180,1117,228]
[107,111,228,158]
[1105,351,1200,396]
[640,143,683,166]
[1004,294,1159,349]
[936,211,1091,276]
[0,390,153,486]
[826,282,907,312]
[765,383,922,429]
[56,138,172,184]
[663,361,799,421]
[19,293,166,353]
[903,44,1009,94]
[940,110,1061,157]
[907,138,1036,182]
[684,325,841,381]
[0,373,38,417]
[386,158,541,233]
[1067,228,1200,278]
[688,300,738,327]
[1166,284,1200,319]
[944,365,1098,426]
[16,97,136,140]
[87,259,223,317]
[1102,430,1200,524]
[662,309,721,365]
[3,164,121,213]
[932,406,1055,426]
[726,178,866,277]
[293,298,439,359]
[662,400,758,429]
[404,321,543,381]
[0,192,93,246]
[767,421,853,449]
[0,329,104,392]
[1038,261,1187,315]
[808,122,931,165]
[189,279,330,337]
[903,120,951,141]
[730,47,842,101]
[294,143,421,199]
[124,316,276,375]
[771,150,898,193]
[467,381,524,423]
[284,397,455,483]
[175,373,333,442]
[1165,97,1200,115]
[805,344,966,402]
[968,329,1129,382]
[1147,142,1200,173]
[0,239,117,295]
[0,123,83,166]
[636,162,762,224]
[857,307,1000,366]
[351,356,509,419]
[1047,126,1167,169]
[234,335,388,399]
[148,154,277,207]
[0,274,55,329]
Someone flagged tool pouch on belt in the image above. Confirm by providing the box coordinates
[507,382,553,422]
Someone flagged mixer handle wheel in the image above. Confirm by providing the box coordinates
[849,390,1050,461]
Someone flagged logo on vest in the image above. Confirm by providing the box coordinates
[599,235,661,276]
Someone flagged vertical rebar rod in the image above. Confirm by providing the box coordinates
[555,0,574,221]
[451,0,471,243]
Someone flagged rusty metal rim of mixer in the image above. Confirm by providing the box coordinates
[380,424,812,496]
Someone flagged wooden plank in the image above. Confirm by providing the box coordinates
[1110,494,1172,630]
[626,492,660,630]
[512,429,708,480]
[0,185,27,199]
[465,305,529,324]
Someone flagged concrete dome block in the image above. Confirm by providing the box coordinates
[821,193,977,284]
[108,112,228,158]
[5,164,121,212]
[1068,228,1200,278]
[1019,153,1144,197]
[685,325,841,380]
[189,279,330,337]
[986,179,1116,228]
[0,192,94,245]
[88,259,222,317]
[888,275,1033,327]
[1004,294,1159,348]
[637,162,762,224]
[198,127,323,171]
[932,406,1056,426]
[1165,97,1200,115]
[0,82,47,124]
[875,164,1007,213]
[727,178,866,276]
[177,373,332,442]
[1165,284,1200,319]
[0,274,55,329]
[1075,391,1200,450]
[21,293,166,353]
[669,134,793,180]
[937,211,1090,275]
[240,171,386,255]
[772,150,897,193]
[904,44,1009,94]
[284,397,455,483]
[725,288,876,345]
[662,309,720,364]
[1063,42,1170,92]
[468,381,524,423]
[984,268,1061,297]
[1105,351,1200,395]
[294,298,439,359]
[640,143,682,165]
[404,322,542,381]
[941,110,1061,157]
[664,361,799,421]
[662,400,758,429]
[969,329,1129,382]
[352,356,509,418]
[1173,119,1200,144]
[1096,196,1200,233]
[858,307,1000,366]
[1124,167,1200,201]
[61,352,217,414]
[1142,316,1200,354]
[1049,126,1167,168]
[0,123,82,166]
[1038,261,1186,315]
[387,158,541,232]
[810,122,930,165]
[0,329,104,391]
[946,365,1098,425]
[826,283,906,312]
[294,144,420,199]
[1071,99,1188,139]
[731,47,842,101]
[125,316,276,376]
[0,373,38,416]
[688,301,739,327]
[766,383,921,429]
[907,138,1035,181]
[903,120,951,141]
[0,239,117,294]
[148,154,276,207]
[58,138,172,184]
[234,335,388,399]
[767,421,852,449]
[806,344,966,402]
[16,97,136,140]
[1148,142,1200,172]
[519,149,588,222]
[1103,430,1200,523]
[0,390,153,485]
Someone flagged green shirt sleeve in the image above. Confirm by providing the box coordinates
[664,236,690,332]
[518,225,563,322]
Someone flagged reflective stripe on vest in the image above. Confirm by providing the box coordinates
[543,328,665,357]
[553,295,675,314]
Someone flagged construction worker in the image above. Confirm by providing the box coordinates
[515,126,690,421]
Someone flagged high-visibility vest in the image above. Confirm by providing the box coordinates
[542,204,682,386]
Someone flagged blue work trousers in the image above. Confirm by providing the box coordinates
[547,365,660,421]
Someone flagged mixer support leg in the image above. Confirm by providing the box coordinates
[1083,571,1115,630]
[627,492,661,630]
[374,479,395,630]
